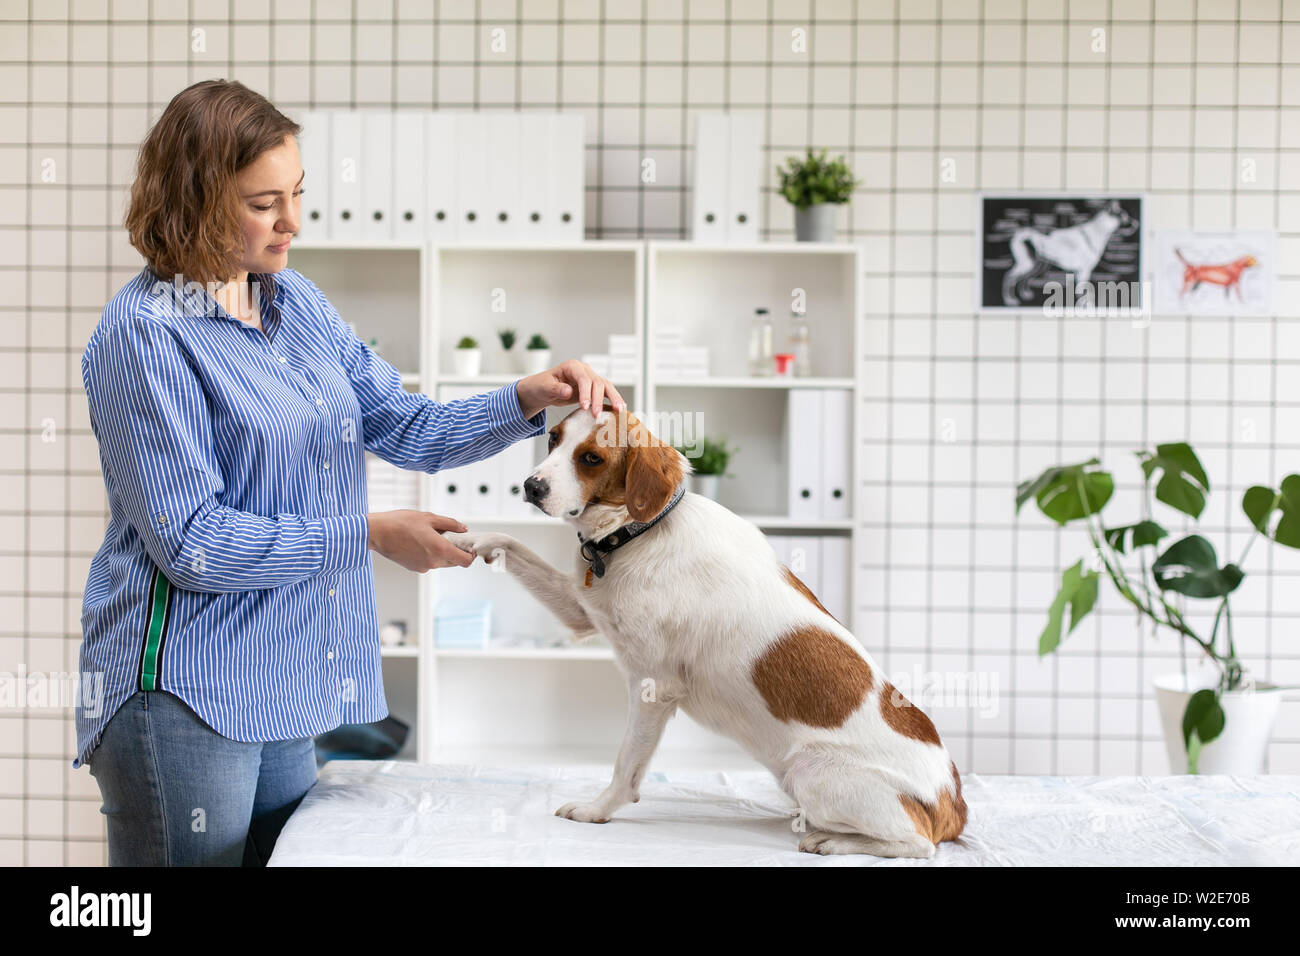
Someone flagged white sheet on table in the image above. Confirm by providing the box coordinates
[268,761,1300,866]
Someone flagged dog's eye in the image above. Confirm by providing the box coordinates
[581,453,603,466]
[547,434,558,449]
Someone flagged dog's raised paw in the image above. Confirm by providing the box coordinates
[555,801,612,824]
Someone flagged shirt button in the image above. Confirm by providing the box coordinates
[278,356,287,364]
[316,398,324,406]
[328,588,336,596]
[323,461,330,470]
[327,651,334,660]
[156,513,167,525]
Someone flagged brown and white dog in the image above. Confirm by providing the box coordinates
[443,405,966,858]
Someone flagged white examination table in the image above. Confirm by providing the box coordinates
[267,761,1300,866]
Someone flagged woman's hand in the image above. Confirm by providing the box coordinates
[366,510,476,572]
[516,360,627,419]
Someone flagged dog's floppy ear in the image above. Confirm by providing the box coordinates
[623,415,683,522]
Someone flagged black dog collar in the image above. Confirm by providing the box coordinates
[577,483,686,583]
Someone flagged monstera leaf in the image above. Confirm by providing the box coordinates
[1182,689,1226,773]
[1242,475,1300,549]
[1151,535,1244,599]
[1137,443,1210,519]
[1016,459,1114,525]
[1038,560,1100,655]
[1103,520,1167,554]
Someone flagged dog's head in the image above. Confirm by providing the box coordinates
[523,403,691,526]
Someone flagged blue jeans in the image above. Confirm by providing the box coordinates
[86,690,317,866]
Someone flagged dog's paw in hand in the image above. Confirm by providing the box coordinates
[555,801,613,824]
[442,530,515,564]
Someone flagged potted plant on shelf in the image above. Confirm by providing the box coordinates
[453,335,481,377]
[498,328,518,373]
[525,333,552,374]
[675,437,736,501]
[777,148,861,242]
[1016,443,1296,774]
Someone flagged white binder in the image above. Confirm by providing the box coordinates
[549,113,585,241]
[497,431,539,517]
[726,112,761,242]
[786,388,821,519]
[426,112,458,242]
[691,113,729,242]
[820,389,851,519]
[517,111,551,242]
[454,112,489,240]
[486,111,520,240]
[787,535,821,597]
[393,111,426,242]
[819,535,850,626]
[330,111,362,242]
[296,110,331,241]
[433,386,480,516]
[767,533,790,567]
[361,110,393,241]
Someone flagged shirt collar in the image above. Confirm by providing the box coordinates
[147,268,283,325]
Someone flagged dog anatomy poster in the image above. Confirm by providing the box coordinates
[979,195,1143,313]
[1153,230,1275,315]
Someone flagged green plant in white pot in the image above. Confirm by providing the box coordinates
[777,148,861,242]
[525,333,551,374]
[498,328,518,374]
[675,437,736,501]
[1016,443,1297,774]
[453,335,481,377]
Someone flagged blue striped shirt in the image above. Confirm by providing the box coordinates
[73,265,545,768]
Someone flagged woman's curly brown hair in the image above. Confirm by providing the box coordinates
[124,79,301,288]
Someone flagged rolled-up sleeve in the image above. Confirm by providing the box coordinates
[82,313,371,592]
[311,280,547,472]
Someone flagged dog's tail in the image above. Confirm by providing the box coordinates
[1001,228,1038,305]
[899,761,968,845]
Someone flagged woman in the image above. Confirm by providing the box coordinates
[74,79,625,866]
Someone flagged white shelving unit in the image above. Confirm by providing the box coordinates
[287,239,860,769]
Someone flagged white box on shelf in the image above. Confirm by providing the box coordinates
[581,354,612,376]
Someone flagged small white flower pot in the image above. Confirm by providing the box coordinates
[1153,670,1285,774]
[525,349,551,374]
[453,348,481,377]
[690,474,720,500]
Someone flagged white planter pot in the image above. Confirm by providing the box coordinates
[690,474,720,500]
[525,349,551,374]
[453,348,481,377]
[1153,671,1285,774]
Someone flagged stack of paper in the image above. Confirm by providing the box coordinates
[366,455,420,511]
[653,324,685,377]
[608,334,639,381]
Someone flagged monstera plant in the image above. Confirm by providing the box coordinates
[1016,443,1299,772]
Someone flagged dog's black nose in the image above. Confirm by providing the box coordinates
[523,475,548,504]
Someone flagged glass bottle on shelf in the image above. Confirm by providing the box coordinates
[748,308,773,377]
[789,306,812,377]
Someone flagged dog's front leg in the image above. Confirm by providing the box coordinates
[443,531,597,637]
[556,675,678,824]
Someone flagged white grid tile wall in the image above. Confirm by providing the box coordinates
[1,0,1297,865]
